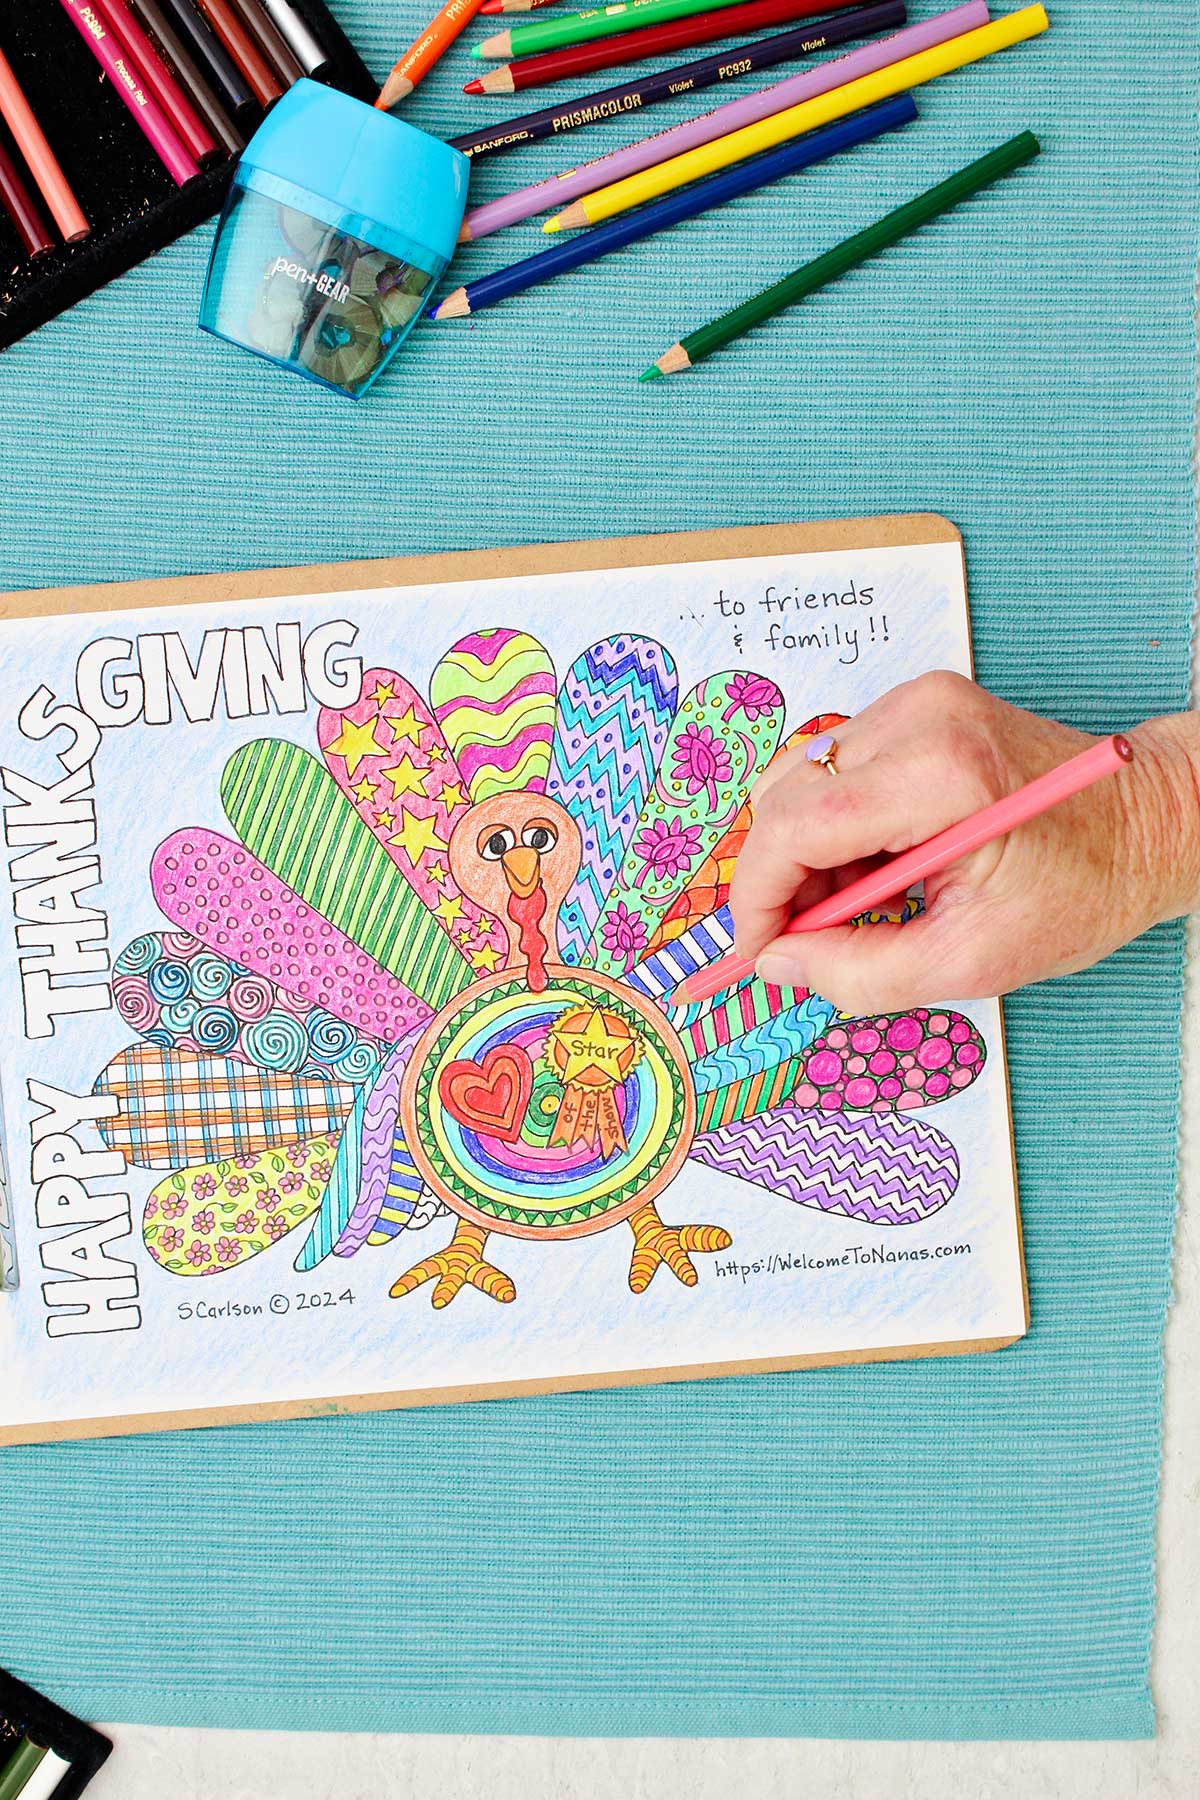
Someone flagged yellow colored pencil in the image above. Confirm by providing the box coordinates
[544,3,1047,231]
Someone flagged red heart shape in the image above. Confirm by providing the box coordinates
[439,1046,534,1145]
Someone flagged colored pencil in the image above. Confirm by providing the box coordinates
[377,0,489,107]
[548,4,1046,230]
[16,1750,74,1800]
[101,0,222,164]
[452,0,904,163]
[260,0,333,74]
[463,0,980,240]
[435,94,915,316]
[0,45,89,241]
[481,0,562,13]
[194,0,284,105]
[0,1740,47,1800]
[126,0,245,154]
[0,126,56,257]
[476,0,765,59]
[58,0,202,186]
[224,0,306,84]
[672,719,1121,1006]
[148,0,258,122]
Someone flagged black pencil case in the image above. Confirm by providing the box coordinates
[0,0,374,351]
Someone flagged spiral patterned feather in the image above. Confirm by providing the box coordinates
[317,668,508,976]
[584,670,784,977]
[545,636,678,965]
[220,740,474,1013]
[429,628,556,803]
[113,930,381,1084]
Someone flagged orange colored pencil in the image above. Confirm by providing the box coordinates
[376,0,488,106]
[0,44,88,241]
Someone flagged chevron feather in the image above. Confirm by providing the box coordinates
[548,637,677,965]
[690,1109,959,1226]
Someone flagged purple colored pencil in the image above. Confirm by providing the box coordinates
[459,0,988,241]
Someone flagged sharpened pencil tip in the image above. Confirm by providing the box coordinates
[638,367,662,382]
[463,77,484,93]
[470,43,484,58]
[542,218,561,235]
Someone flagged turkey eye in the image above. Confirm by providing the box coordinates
[522,822,557,852]
[479,827,516,860]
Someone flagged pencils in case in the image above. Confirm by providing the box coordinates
[259,0,334,74]
[145,0,259,122]
[644,131,1040,373]
[0,44,89,241]
[476,0,773,60]
[223,0,306,85]
[57,0,202,186]
[101,0,222,164]
[451,0,905,161]
[0,1740,47,1800]
[434,94,917,316]
[0,126,55,257]
[548,3,1046,229]
[126,0,246,154]
[195,0,284,105]
[462,0,979,240]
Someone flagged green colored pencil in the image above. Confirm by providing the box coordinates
[473,0,757,61]
[0,1740,48,1800]
[639,129,1040,379]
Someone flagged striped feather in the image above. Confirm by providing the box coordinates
[330,1030,424,1256]
[585,670,784,976]
[623,903,737,1004]
[692,995,838,1096]
[429,629,556,802]
[547,636,677,965]
[690,1109,959,1226]
[678,980,838,1064]
[295,1083,365,1271]
[220,739,473,1014]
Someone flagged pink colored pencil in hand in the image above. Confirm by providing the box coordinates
[58,0,202,187]
[672,735,1135,1006]
[459,0,987,242]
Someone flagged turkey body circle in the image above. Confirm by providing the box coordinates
[401,966,696,1240]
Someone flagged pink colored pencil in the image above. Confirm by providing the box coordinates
[100,0,220,165]
[672,735,1134,1006]
[460,0,986,241]
[58,0,202,187]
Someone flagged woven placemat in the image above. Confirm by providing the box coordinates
[0,0,1194,1739]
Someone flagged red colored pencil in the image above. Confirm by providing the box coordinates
[194,0,283,105]
[465,0,857,93]
[0,125,55,257]
[101,0,221,165]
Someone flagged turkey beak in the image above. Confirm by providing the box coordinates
[501,846,541,898]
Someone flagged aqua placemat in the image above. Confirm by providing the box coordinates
[0,0,1194,1740]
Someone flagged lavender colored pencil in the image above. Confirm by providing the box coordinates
[459,0,986,241]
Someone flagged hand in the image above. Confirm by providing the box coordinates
[728,671,1200,1014]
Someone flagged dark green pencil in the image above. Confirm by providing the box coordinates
[640,129,1040,379]
[0,1739,47,1800]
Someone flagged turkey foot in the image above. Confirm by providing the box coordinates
[390,1220,516,1308]
[626,1202,731,1294]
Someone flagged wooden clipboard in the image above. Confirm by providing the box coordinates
[0,515,1027,1447]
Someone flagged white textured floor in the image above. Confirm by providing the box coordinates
[87,935,1200,1796]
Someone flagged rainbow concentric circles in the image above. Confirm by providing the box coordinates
[401,968,695,1241]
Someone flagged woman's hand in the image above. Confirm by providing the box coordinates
[728,671,1200,1014]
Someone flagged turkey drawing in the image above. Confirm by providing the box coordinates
[93,629,987,1308]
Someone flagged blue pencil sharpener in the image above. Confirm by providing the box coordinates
[199,80,469,399]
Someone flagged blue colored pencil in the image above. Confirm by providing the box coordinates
[430,92,917,318]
